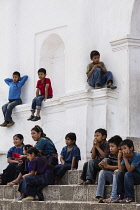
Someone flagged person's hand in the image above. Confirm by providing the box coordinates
[97,64,102,68]
[98,161,108,169]
[122,150,129,158]
[43,98,47,101]
[93,139,100,148]
[61,160,65,165]
[118,150,123,159]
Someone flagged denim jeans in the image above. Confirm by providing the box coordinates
[87,67,113,87]
[116,171,140,198]
[110,172,118,200]
[96,170,113,198]
[86,159,101,182]
[53,163,71,177]
[80,161,88,181]
[31,95,45,111]
[2,99,22,121]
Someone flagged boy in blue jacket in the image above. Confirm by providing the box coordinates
[0,71,28,127]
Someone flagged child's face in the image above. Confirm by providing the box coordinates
[13,75,20,83]
[121,145,133,157]
[13,136,23,147]
[65,137,75,146]
[27,152,35,161]
[91,55,100,64]
[94,132,106,143]
[31,130,41,141]
[38,72,46,80]
[109,143,119,155]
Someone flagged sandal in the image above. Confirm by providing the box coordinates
[7,181,18,186]
[103,198,112,203]
[22,197,35,201]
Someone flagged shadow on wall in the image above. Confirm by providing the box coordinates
[40,33,65,98]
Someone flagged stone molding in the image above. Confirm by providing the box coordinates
[110,34,140,51]
[13,89,118,114]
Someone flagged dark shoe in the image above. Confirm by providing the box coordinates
[111,196,123,203]
[107,84,117,89]
[6,120,15,127]
[27,115,34,120]
[0,121,8,127]
[85,179,93,185]
[31,116,41,121]
[119,197,135,203]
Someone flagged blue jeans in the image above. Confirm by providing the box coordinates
[31,95,45,111]
[116,171,140,198]
[96,170,113,198]
[86,159,101,182]
[87,68,113,87]
[53,163,71,177]
[2,99,22,121]
[110,172,118,200]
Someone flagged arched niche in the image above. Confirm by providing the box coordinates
[130,0,140,36]
[40,33,65,98]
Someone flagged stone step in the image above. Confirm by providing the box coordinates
[0,200,140,210]
[58,170,82,185]
[1,184,140,202]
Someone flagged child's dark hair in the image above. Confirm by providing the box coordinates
[95,128,107,137]
[24,144,33,151]
[108,135,122,147]
[13,71,20,78]
[13,134,24,144]
[31,125,46,138]
[27,147,53,169]
[90,50,100,59]
[65,132,76,144]
[120,139,134,151]
[38,68,46,75]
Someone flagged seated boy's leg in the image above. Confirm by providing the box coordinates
[116,172,125,199]
[5,100,22,123]
[87,68,102,88]
[85,159,101,184]
[124,171,140,199]
[96,170,113,199]
[0,102,10,126]
[80,161,88,182]
[109,170,118,200]
[31,95,45,121]
[101,71,116,89]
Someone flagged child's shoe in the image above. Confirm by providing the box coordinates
[6,120,15,127]
[119,197,135,203]
[95,84,101,89]
[31,116,41,121]
[111,195,123,203]
[85,179,93,185]
[0,121,8,127]
[107,84,117,89]
[27,115,34,120]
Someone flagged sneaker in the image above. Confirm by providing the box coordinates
[85,179,93,185]
[119,197,135,203]
[0,121,8,127]
[6,120,15,127]
[107,84,117,89]
[31,116,41,121]
[111,196,123,203]
[27,115,34,120]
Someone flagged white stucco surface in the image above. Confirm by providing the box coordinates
[0,0,140,171]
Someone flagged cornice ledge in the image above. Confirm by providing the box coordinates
[110,34,140,52]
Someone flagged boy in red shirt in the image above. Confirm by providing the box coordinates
[27,68,53,121]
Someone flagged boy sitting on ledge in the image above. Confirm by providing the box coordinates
[86,50,117,89]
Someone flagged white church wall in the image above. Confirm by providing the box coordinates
[1,0,140,171]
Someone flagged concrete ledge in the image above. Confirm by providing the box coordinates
[0,200,140,210]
